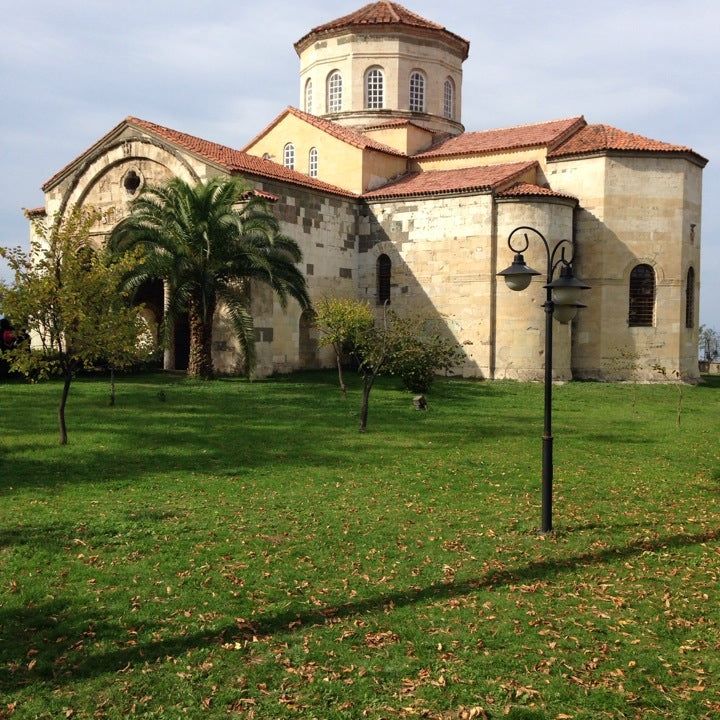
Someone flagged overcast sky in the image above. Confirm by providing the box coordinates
[1,0,717,326]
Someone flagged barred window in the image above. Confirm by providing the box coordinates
[304,79,313,113]
[685,267,695,329]
[308,147,318,178]
[409,71,426,112]
[365,67,384,109]
[628,264,655,327]
[327,71,343,113]
[283,143,295,170]
[443,77,455,119]
[377,254,392,305]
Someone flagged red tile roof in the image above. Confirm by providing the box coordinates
[363,161,537,200]
[242,107,406,157]
[497,182,577,202]
[295,1,469,58]
[24,206,47,217]
[548,124,708,165]
[414,117,586,159]
[43,116,357,198]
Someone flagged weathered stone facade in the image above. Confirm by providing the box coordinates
[28,2,707,382]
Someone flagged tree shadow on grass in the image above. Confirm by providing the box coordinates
[1,374,538,493]
[2,526,717,692]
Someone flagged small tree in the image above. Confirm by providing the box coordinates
[353,310,461,432]
[0,208,149,445]
[315,297,373,396]
[699,325,719,362]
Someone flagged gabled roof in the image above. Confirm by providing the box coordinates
[363,161,537,200]
[361,118,435,134]
[497,182,577,203]
[242,107,406,158]
[294,1,469,58]
[42,116,357,198]
[414,117,586,160]
[548,124,708,166]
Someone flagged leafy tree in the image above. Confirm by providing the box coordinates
[315,297,373,395]
[110,177,311,379]
[385,314,461,393]
[699,325,719,362]
[353,309,461,432]
[0,208,149,445]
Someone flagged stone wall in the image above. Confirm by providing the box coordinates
[548,153,703,381]
[361,193,495,377]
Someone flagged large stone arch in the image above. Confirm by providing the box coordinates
[59,137,201,220]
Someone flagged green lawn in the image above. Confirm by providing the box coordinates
[1,372,719,719]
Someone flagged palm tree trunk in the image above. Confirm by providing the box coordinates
[188,297,215,379]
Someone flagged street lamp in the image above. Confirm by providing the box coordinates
[497,226,590,533]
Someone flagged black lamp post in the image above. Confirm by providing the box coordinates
[497,226,590,533]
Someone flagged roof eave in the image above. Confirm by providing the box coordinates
[548,148,708,168]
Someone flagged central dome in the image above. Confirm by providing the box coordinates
[294,2,469,136]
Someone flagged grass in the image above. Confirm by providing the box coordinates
[0,371,719,719]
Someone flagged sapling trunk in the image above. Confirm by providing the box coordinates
[359,374,375,432]
[335,349,347,397]
[58,370,72,445]
[109,366,116,407]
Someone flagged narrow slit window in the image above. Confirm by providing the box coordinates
[377,254,392,305]
[628,264,655,327]
[308,147,318,178]
[685,267,695,328]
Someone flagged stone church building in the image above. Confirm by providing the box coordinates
[27,1,707,380]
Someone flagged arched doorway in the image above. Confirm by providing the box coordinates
[299,309,320,368]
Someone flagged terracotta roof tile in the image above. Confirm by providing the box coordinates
[43,116,357,198]
[548,123,708,164]
[497,182,577,202]
[414,117,586,159]
[24,206,47,217]
[363,161,537,200]
[295,2,469,58]
[242,107,406,157]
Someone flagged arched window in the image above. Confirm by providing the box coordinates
[409,71,426,112]
[628,264,655,327]
[326,71,343,113]
[283,143,295,170]
[308,147,318,178]
[443,77,455,119]
[365,67,384,109]
[377,254,392,305]
[304,79,313,113]
[685,267,695,328]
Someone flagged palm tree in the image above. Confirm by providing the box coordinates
[110,177,310,379]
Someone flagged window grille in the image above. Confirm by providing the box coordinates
[443,78,455,119]
[327,71,343,113]
[365,67,384,109]
[409,71,426,112]
[305,79,313,113]
[685,267,695,328]
[283,143,295,170]
[628,264,655,327]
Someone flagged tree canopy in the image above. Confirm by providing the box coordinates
[110,177,311,378]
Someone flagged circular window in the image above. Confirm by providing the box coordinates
[123,170,142,195]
